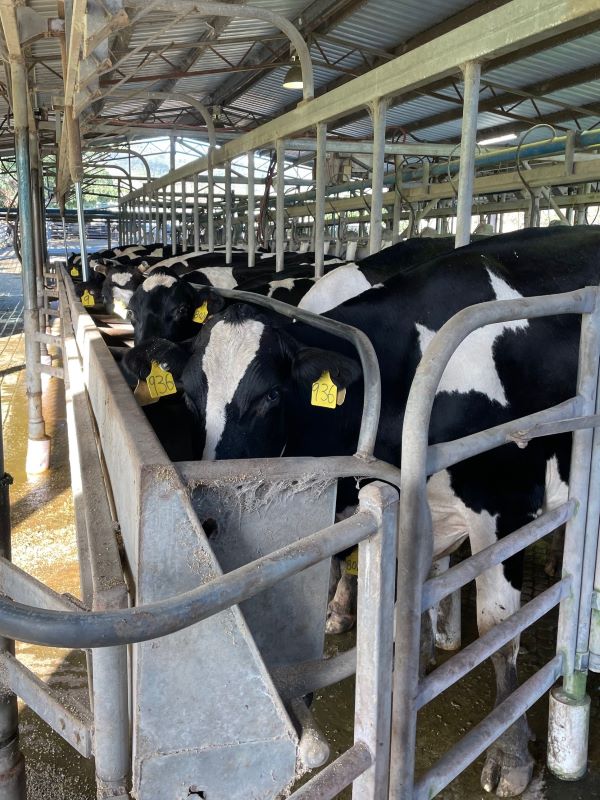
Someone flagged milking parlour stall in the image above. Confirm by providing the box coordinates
[2,1,600,799]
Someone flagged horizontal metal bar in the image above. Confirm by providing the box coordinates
[414,654,563,800]
[418,580,568,710]
[287,741,372,800]
[217,288,381,459]
[422,500,575,611]
[0,511,378,649]
[427,397,583,474]
[34,363,64,379]
[272,648,356,700]
[33,332,62,346]
[0,652,93,758]
[507,412,600,446]
[41,307,60,317]
[0,557,83,612]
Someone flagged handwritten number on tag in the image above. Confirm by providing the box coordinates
[146,361,177,399]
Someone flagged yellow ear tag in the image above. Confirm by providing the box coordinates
[81,290,95,307]
[146,360,177,400]
[345,546,359,576]
[70,266,79,277]
[193,301,209,324]
[113,299,129,320]
[134,379,159,406]
[311,370,338,409]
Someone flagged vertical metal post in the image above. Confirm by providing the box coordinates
[0,392,26,799]
[181,180,188,252]
[161,187,167,244]
[352,483,397,799]
[106,215,112,249]
[91,645,129,796]
[11,61,48,474]
[314,123,326,278]
[170,136,177,253]
[225,161,232,264]
[207,160,215,252]
[393,159,402,244]
[75,182,88,276]
[455,60,481,247]
[143,194,149,245]
[193,175,200,251]
[247,151,255,267]
[276,139,285,271]
[29,137,47,356]
[369,98,387,255]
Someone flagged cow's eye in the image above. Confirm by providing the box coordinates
[174,304,188,318]
[266,387,281,403]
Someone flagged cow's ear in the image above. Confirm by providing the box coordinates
[93,261,109,276]
[122,337,192,381]
[291,347,361,390]
[194,286,227,317]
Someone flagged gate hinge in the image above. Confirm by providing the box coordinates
[591,591,600,612]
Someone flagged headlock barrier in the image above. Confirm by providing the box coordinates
[0,271,599,798]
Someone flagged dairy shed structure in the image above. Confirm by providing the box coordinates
[0,1,600,799]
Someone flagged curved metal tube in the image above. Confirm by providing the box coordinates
[88,146,152,181]
[0,511,377,648]
[124,0,314,101]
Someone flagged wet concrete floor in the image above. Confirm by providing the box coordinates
[2,254,600,799]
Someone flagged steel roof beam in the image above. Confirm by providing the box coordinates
[123,0,600,202]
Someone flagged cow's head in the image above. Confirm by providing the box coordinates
[100,264,145,317]
[123,302,361,460]
[128,270,224,345]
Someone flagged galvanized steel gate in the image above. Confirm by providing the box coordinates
[389,285,600,799]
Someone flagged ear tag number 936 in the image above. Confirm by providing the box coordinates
[311,370,338,409]
[146,361,177,400]
[193,301,209,324]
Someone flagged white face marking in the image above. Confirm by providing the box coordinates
[111,271,134,287]
[142,274,177,292]
[197,267,237,290]
[299,263,369,313]
[416,269,528,406]
[112,287,134,309]
[201,319,264,459]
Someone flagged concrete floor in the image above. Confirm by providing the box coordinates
[1,252,600,799]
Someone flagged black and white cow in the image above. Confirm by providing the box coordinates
[123,225,600,797]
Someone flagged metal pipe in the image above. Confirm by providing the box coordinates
[207,156,215,252]
[225,161,232,264]
[314,122,326,278]
[422,501,575,612]
[181,180,188,251]
[276,140,285,271]
[11,61,47,463]
[75,183,89,280]
[247,150,255,267]
[161,187,167,244]
[0,389,25,797]
[455,61,481,247]
[170,136,177,252]
[418,581,568,710]
[369,98,387,255]
[0,511,377,648]
[287,742,372,800]
[193,175,200,250]
[414,656,563,800]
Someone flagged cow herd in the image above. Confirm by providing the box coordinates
[68,225,600,797]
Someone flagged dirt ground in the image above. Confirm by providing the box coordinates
[1,253,599,799]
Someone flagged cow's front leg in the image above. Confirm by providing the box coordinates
[476,562,533,797]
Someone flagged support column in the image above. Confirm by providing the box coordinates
[11,60,49,474]
[65,110,89,280]
[170,136,177,253]
[455,61,481,248]
[207,160,215,253]
[0,391,26,798]
[181,181,187,252]
[247,151,255,267]
[74,183,88,277]
[392,158,402,244]
[161,187,167,244]
[275,139,285,271]
[193,175,200,251]
[29,135,47,357]
[225,161,232,265]
[314,123,326,278]
[369,98,387,255]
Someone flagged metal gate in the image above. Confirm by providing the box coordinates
[389,285,600,798]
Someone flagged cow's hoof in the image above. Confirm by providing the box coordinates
[325,611,355,634]
[481,747,533,797]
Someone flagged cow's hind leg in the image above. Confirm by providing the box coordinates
[476,559,533,796]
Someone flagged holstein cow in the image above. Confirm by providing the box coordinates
[123,225,600,797]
